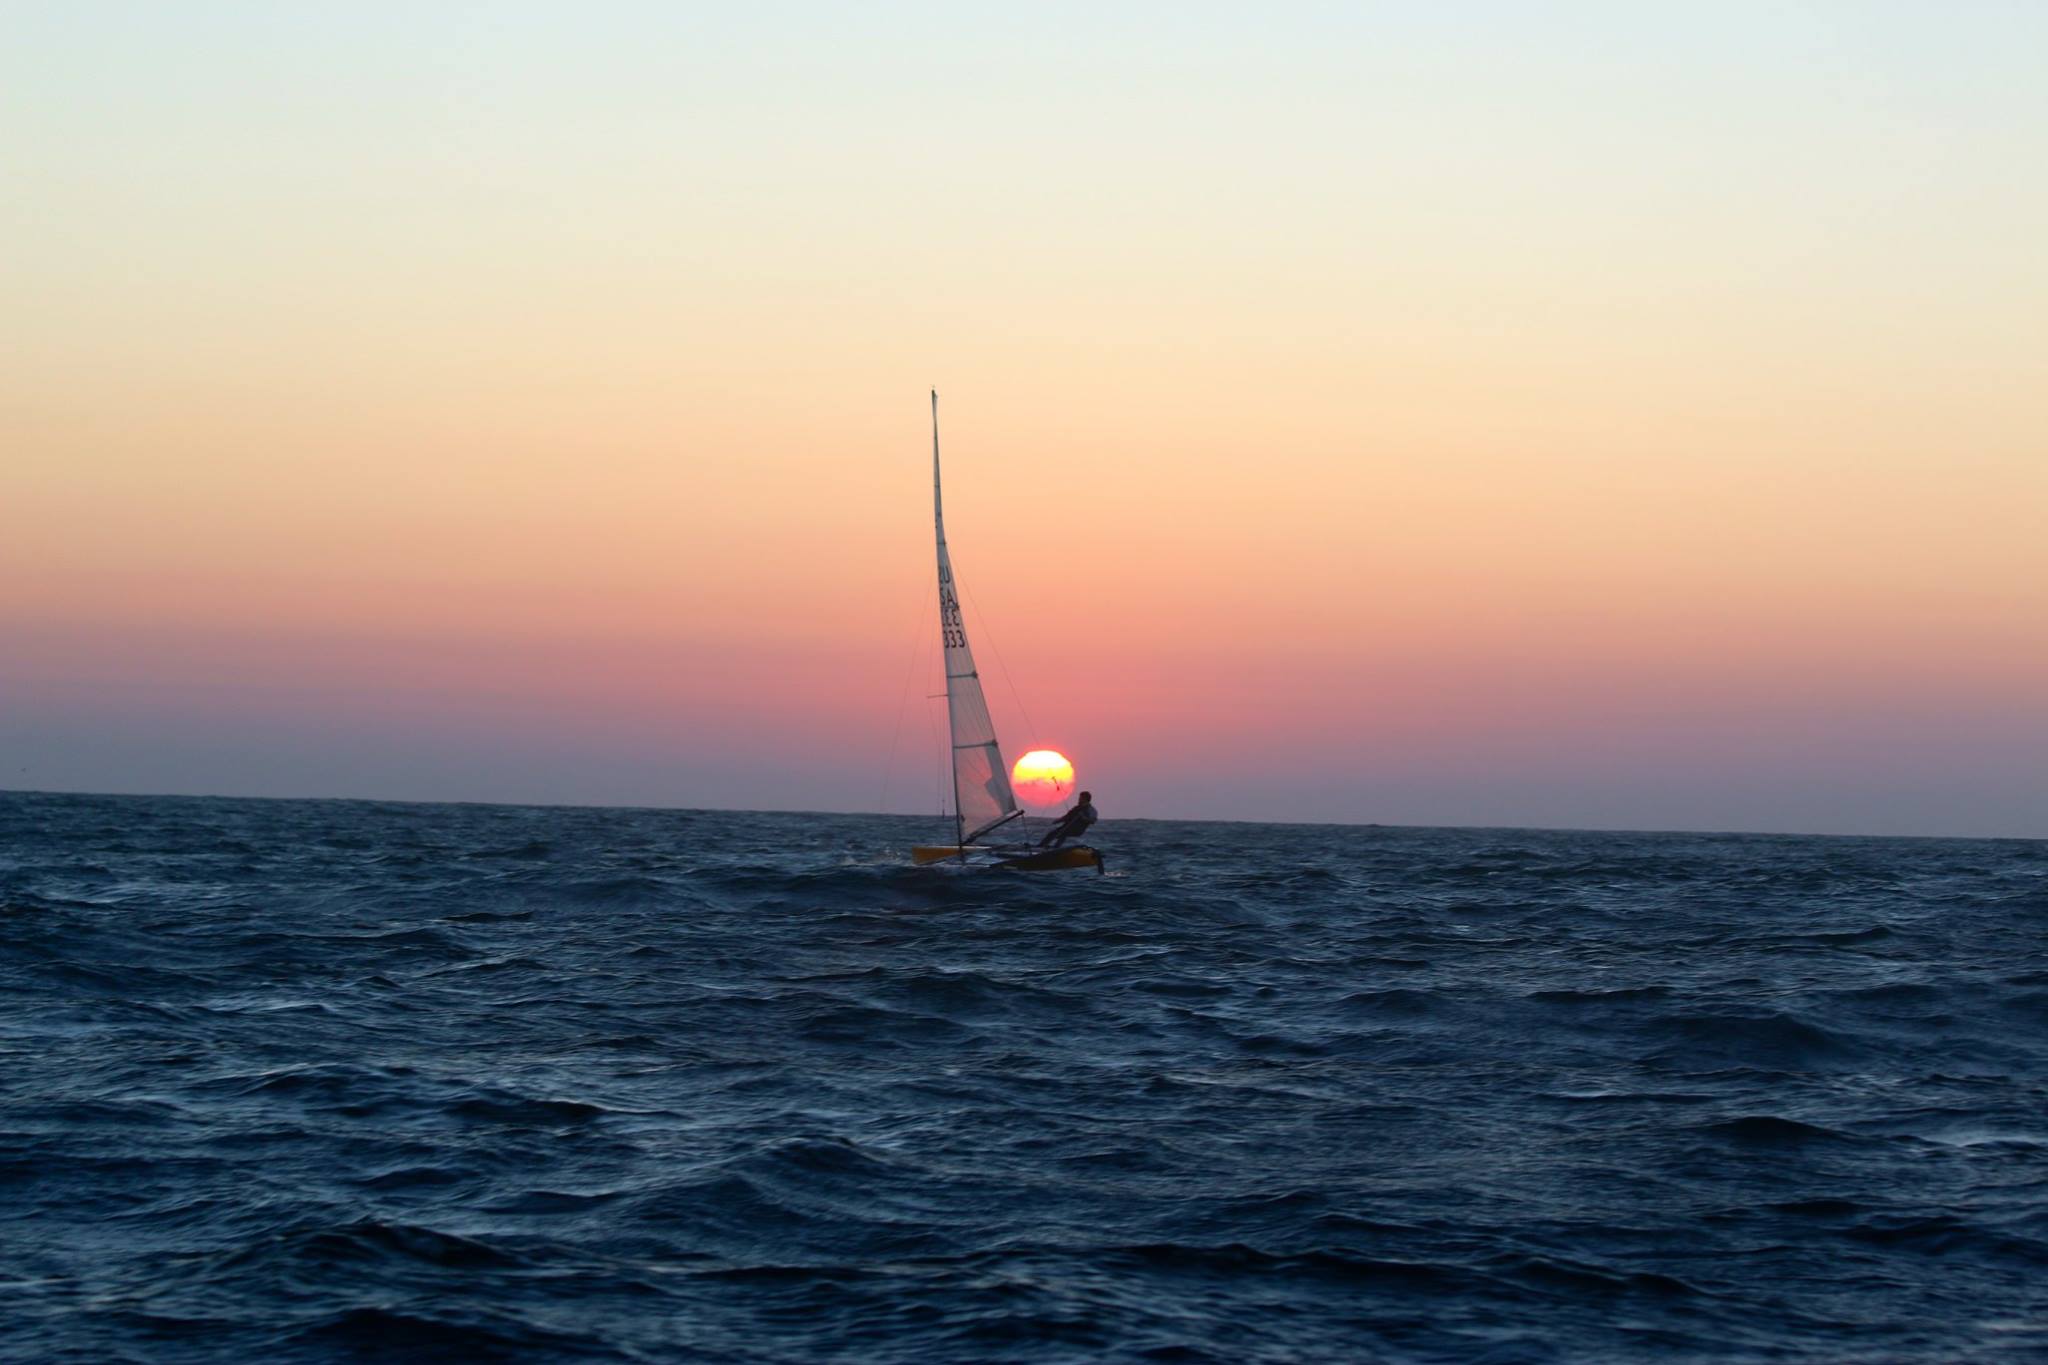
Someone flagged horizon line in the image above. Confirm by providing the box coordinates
[1,785,2037,846]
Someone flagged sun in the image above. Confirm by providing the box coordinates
[1012,749,1076,807]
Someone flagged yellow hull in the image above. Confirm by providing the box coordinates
[912,845,980,865]
[912,844,1103,872]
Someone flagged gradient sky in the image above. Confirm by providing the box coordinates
[5,2,2044,836]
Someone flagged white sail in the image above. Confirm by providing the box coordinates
[932,391,1021,845]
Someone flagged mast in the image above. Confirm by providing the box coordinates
[933,389,964,857]
[928,390,1023,855]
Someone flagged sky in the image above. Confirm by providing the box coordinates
[3,2,2044,837]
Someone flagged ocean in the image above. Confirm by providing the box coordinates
[2,790,2044,1363]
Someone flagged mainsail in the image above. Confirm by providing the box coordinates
[931,390,1021,845]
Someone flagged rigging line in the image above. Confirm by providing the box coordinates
[959,579,1044,838]
[876,579,933,816]
[918,611,945,818]
[925,691,945,817]
[960,577,1041,753]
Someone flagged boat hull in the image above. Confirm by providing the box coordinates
[912,844,984,865]
[911,844,1104,873]
[996,845,1104,873]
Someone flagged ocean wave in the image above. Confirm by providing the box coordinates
[3,792,2044,1363]
[1644,1010,1865,1069]
[1694,1114,1861,1146]
[281,1306,626,1362]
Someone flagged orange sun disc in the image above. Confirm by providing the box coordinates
[1012,749,1076,807]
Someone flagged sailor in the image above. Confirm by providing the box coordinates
[1038,792,1098,848]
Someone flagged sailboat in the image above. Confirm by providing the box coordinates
[909,391,1103,873]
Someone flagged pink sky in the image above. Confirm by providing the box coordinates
[5,5,2045,835]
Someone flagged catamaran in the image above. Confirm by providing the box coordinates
[910,392,1103,873]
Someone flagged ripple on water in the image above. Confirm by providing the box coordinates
[0,792,2042,1363]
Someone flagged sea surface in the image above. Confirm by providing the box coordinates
[2,791,2045,1363]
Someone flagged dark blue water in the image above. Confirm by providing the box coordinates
[3,791,2045,1362]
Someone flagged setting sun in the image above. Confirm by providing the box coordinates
[1012,749,1076,807]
